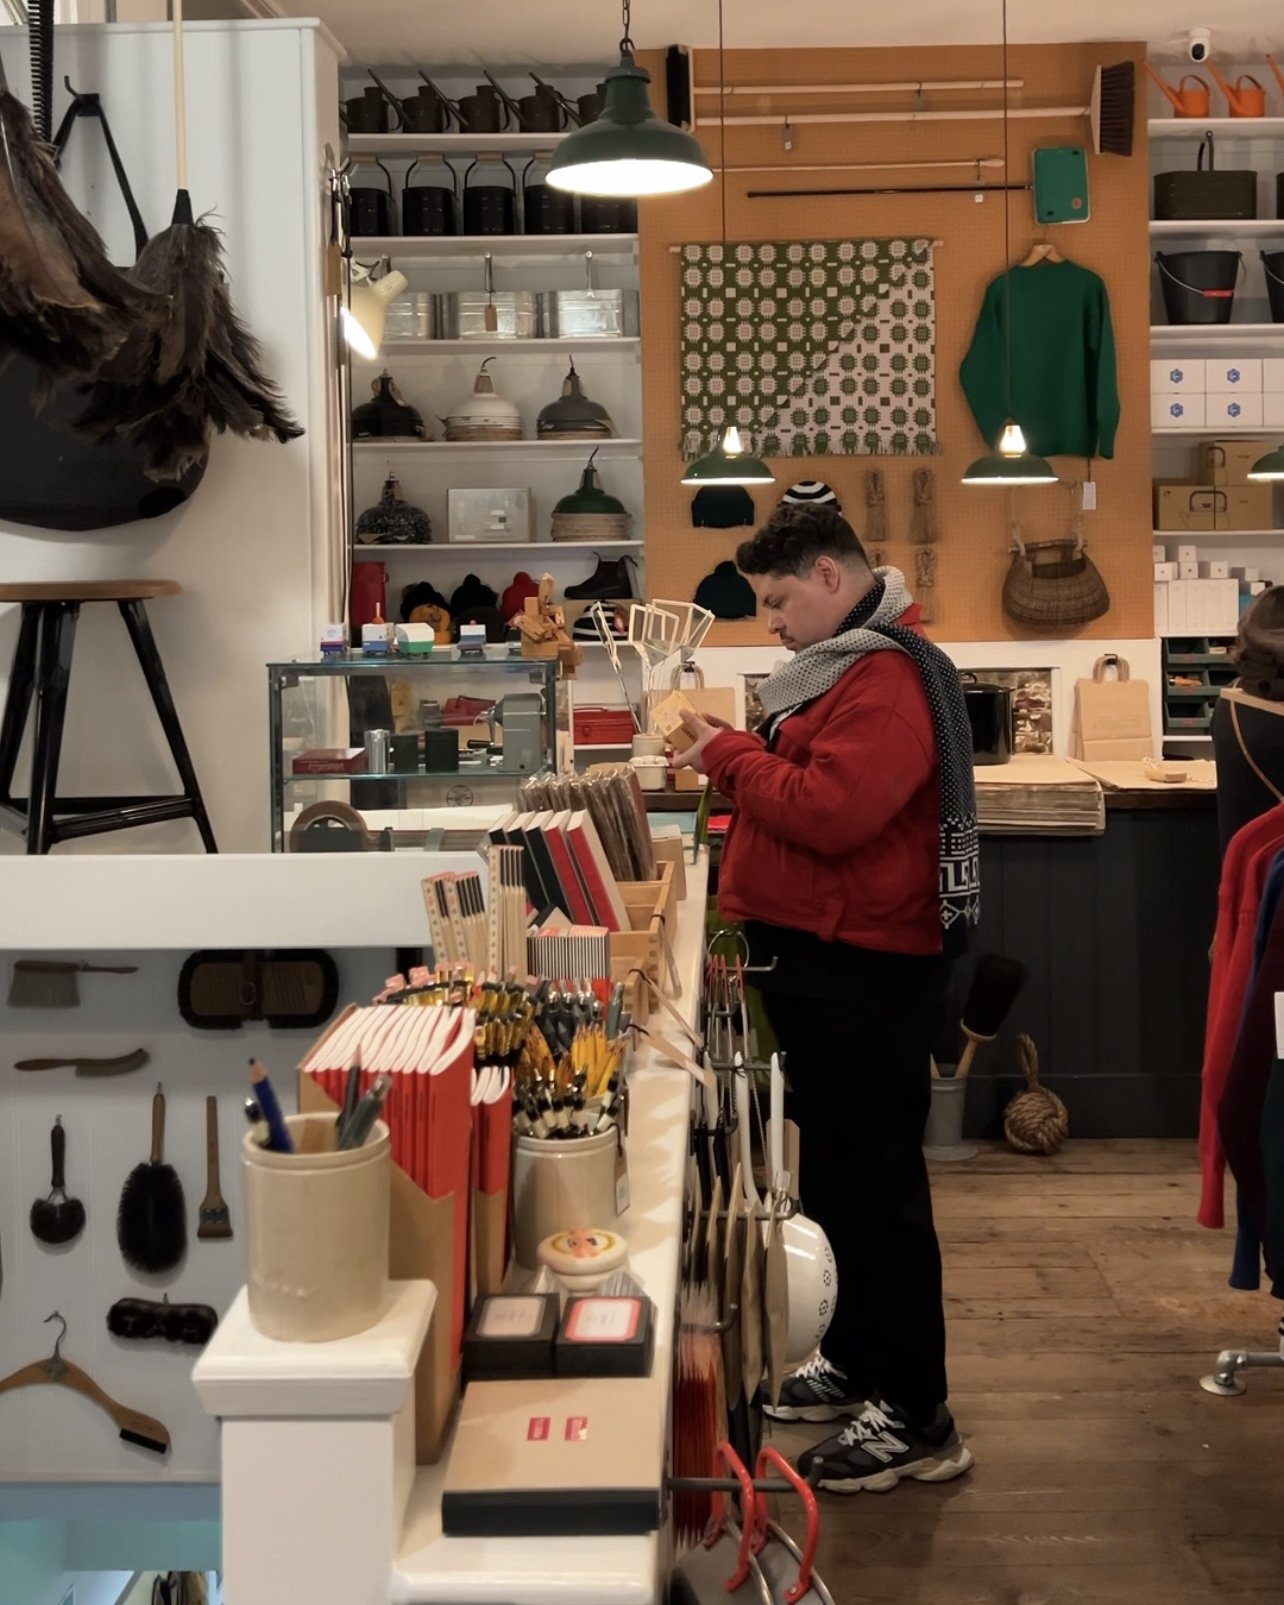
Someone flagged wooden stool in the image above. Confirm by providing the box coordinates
[0,581,217,853]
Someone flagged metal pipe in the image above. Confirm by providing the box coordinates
[712,106,1086,127]
[748,182,1031,199]
[728,157,1003,176]
[700,77,1024,96]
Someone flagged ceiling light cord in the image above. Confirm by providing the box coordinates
[1001,0,1013,424]
[718,0,727,248]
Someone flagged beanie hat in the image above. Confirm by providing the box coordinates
[692,485,756,529]
[501,570,540,623]
[449,573,500,616]
[399,580,449,622]
[780,480,842,512]
[694,560,756,621]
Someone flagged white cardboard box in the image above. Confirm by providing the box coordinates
[1152,543,1167,563]
[1207,358,1263,393]
[1264,393,1284,428]
[1263,359,1284,391]
[1153,394,1205,428]
[1178,560,1200,579]
[1201,560,1231,579]
[1154,582,1170,635]
[1151,358,1205,395]
[1207,394,1264,429]
[1177,544,1199,563]
[1155,561,1178,581]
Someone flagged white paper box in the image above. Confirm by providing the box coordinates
[1207,394,1264,429]
[1152,543,1167,563]
[447,488,534,544]
[1201,561,1231,579]
[1177,544,1198,563]
[1179,560,1200,579]
[1151,358,1205,395]
[1154,582,1170,636]
[1199,579,1241,635]
[1167,579,1189,634]
[1265,359,1284,391]
[1155,561,1178,581]
[1154,394,1205,428]
[1264,393,1284,428]
[1206,359,1262,393]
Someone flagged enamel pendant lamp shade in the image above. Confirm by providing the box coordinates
[963,420,1058,486]
[1249,443,1284,481]
[682,426,775,485]
[961,0,1055,488]
[546,1,711,198]
[342,262,408,360]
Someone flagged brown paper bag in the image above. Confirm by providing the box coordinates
[1070,654,1154,762]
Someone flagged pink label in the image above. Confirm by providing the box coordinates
[565,1416,589,1442]
[527,1417,551,1442]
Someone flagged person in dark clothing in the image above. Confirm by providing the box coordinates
[673,504,978,1494]
[1213,586,1284,853]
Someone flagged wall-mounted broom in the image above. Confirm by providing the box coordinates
[74,0,302,479]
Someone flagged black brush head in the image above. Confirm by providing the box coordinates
[116,1160,187,1273]
[30,1194,85,1245]
[119,1426,169,1456]
[962,954,1027,1040]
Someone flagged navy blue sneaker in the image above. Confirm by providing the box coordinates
[797,1397,973,1494]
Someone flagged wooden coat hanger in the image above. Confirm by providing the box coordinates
[1020,239,1064,266]
[0,1311,170,1456]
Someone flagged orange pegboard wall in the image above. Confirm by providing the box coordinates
[636,42,1150,645]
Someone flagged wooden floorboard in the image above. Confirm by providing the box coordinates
[766,1140,1284,1605]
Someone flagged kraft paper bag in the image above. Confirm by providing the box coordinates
[1071,654,1154,762]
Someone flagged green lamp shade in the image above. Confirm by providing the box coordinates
[547,51,713,198]
[961,451,1058,485]
[681,427,776,487]
[1249,443,1284,482]
[554,457,628,516]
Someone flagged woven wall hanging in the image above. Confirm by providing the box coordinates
[679,238,938,459]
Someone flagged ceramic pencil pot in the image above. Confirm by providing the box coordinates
[923,1073,978,1163]
[511,1128,621,1269]
[243,1112,390,1341]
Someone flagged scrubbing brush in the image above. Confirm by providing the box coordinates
[9,959,137,1008]
[116,1084,187,1274]
[1091,61,1135,157]
[955,954,1027,1079]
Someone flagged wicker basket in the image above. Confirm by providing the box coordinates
[550,511,633,543]
[443,423,524,442]
[1002,521,1109,629]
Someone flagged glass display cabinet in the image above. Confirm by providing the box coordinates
[267,651,563,851]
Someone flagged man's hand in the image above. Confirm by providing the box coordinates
[671,710,725,775]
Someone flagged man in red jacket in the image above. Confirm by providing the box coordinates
[675,503,978,1494]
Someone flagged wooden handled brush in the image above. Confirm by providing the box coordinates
[197,1095,231,1241]
[116,1085,187,1274]
[955,955,1027,1080]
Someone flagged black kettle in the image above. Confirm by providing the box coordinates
[960,673,1014,766]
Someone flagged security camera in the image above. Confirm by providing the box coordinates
[1188,27,1212,64]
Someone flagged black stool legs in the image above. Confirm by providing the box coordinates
[0,598,217,853]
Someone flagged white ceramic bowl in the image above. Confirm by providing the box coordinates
[782,1211,837,1365]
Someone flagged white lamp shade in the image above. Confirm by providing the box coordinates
[342,268,408,360]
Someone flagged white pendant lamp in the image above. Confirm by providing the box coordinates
[961,0,1057,488]
[547,0,712,198]
[342,259,408,361]
[679,0,775,489]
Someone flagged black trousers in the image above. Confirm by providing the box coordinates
[761,950,951,1423]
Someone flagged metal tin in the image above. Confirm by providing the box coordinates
[435,291,540,340]
[538,288,639,338]
[363,729,390,772]
[383,294,436,341]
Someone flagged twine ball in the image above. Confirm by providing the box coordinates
[1003,1033,1069,1155]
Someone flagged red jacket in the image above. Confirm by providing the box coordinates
[706,613,941,956]
[1199,802,1284,1229]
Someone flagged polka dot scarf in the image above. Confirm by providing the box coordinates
[755,567,980,956]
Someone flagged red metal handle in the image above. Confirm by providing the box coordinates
[706,1442,756,1592]
[752,1447,820,1604]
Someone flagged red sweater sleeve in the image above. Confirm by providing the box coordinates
[703,658,934,856]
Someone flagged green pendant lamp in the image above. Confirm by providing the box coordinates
[1249,443,1284,481]
[679,0,775,490]
[961,0,1057,488]
[547,0,712,198]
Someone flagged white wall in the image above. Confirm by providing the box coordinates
[0,20,343,856]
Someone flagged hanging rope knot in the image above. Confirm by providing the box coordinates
[1003,1033,1069,1155]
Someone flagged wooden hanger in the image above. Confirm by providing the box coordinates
[0,1311,170,1456]
[1020,240,1064,266]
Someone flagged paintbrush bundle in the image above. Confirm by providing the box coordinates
[422,868,488,969]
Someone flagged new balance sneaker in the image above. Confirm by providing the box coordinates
[797,1398,973,1494]
[761,1355,862,1423]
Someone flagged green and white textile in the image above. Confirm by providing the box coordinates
[679,238,938,460]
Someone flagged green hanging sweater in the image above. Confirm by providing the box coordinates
[959,260,1120,460]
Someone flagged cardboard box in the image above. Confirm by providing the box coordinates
[1154,582,1170,636]
[1207,394,1264,429]
[447,487,533,543]
[1152,543,1167,563]
[1200,439,1271,486]
[1202,560,1231,579]
[1206,358,1263,394]
[1154,483,1220,531]
[1194,578,1241,635]
[1153,394,1205,429]
[1265,393,1284,428]
[1177,543,1199,563]
[1219,483,1276,530]
[1154,561,1178,581]
[1150,357,1205,394]
[1178,560,1200,579]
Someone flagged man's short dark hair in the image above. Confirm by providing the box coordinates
[735,504,869,578]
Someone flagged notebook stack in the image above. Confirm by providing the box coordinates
[974,756,1106,836]
[488,809,629,931]
[518,765,655,883]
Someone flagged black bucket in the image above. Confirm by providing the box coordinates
[1264,251,1284,322]
[1155,250,1242,325]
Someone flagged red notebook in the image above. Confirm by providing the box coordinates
[563,810,629,932]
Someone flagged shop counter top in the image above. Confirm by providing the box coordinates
[390,849,708,1605]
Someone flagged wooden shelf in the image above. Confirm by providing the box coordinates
[371,337,641,356]
[349,233,637,259]
[1149,118,1284,139]
[1152,426,1276,436]
[347,132,571,156]
[353,438,642,459]
[1151,324,1284,344]
[1150,219,1284,236]
[352,541,643,558]
[1153,529,1282,540]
